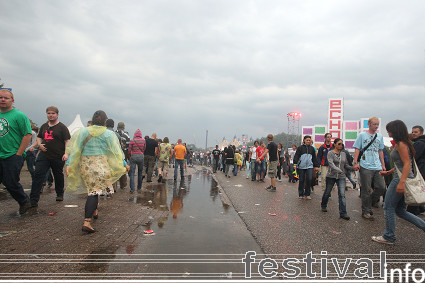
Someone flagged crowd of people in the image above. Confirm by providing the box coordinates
[0,89,197,233]
[1,88,424,242]
[206,117,425,244]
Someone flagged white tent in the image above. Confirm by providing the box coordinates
[68,114,85,136]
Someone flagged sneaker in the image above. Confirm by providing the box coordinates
[340,214,350,220]
[56,195,64,201]
[19,201,31,215]
[298,196,304,199]
[305,196,312,200]
[371,235,394,245]
[269,187,276,192]
[362,213,375,221]
[321,207,327,212]
[265,186,272,190]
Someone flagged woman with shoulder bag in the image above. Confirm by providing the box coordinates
[372,120,425,244]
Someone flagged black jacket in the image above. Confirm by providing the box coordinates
[413,135,425,177]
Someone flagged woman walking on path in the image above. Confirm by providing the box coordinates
[372,120,425,244]
[128,129,145,193]
[66,110,129,233]
[256,142,266,182]
[321,138,352,220]
[158,137,172,183]
[233,150,243,176]
[293,136,319,199]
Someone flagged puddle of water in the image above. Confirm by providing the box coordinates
[108,170,263,278]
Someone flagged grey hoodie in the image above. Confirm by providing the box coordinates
[326,150,353,179]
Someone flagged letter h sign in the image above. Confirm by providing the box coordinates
[328,98,343,141]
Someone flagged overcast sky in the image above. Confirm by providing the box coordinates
[1,0,424,146]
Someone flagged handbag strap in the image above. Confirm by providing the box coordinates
[81,135,92,154]
[357,134,377,162]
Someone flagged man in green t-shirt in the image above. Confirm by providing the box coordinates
[0,89,32,214]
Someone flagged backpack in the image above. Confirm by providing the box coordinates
[116,130,130,151]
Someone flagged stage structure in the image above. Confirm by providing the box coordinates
[287,111,301,146]
[302,98,381,151]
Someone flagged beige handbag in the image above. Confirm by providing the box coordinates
[395,159,425,206]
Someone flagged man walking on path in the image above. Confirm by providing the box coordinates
[408,125,425,215]
[317,133,332,190]
[144,133,159,182]
[30,106,70,208]
[257,134,279,192]
[353,117,386,221]
[0,89,32,214]
[115,122,130,189]
[212,145,221,173]
[249,141,259,181]
[173,139,186,180]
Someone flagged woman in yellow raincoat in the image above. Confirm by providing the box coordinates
[66,110,129,233]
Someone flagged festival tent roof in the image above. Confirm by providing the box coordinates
[68,114,85,136]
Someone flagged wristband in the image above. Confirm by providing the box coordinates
[353,162,359,165]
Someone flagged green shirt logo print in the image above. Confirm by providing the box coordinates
[0,118,9,137]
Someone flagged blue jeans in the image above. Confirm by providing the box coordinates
[213,158,219,172]
[382,178,425,243]
[321,177,347,216]
[233,164,238,176]
[174,159,184,180]
[0,154,29,205]
[257,160,266,179]
[129,154,144,192]
[346,169,356,186]
[25,151,36,179]
[298,168,313,197]
[251,159,257,180]
[30,154,65,205]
